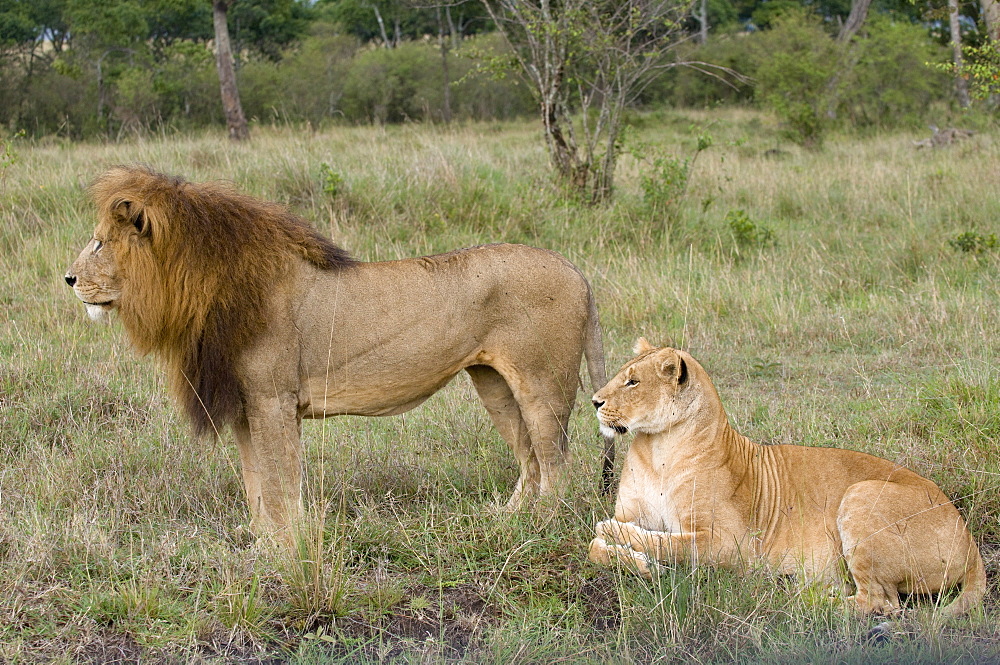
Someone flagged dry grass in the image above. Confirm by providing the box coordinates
[1,110,999,662]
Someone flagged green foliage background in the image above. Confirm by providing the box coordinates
[0,0,995,141]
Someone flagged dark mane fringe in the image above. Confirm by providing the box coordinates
[92,165,354,437]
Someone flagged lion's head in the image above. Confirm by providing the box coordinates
[65,165,354,435]
[65,235,122,323]
[592,338,719,438]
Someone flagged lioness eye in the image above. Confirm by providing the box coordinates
[625,378,638,387]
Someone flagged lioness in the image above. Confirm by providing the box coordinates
[65,165,615,543]
[589,339,985,616]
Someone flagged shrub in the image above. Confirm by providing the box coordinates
[750,10,840,146]
[318,162,344,197]
[949,231,998,254]
[835,17,948,129]
[339,43,429,123]
[250,27,359,126]
[727,208,776,251]
[635,133,713,219]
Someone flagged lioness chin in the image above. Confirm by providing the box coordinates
[589,338,985,617]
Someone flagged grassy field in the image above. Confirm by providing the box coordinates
[2,110,999,662]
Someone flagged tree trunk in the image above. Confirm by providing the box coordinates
[446,5,459,50]
[541,88,587,191]
[838,0,873,42]
[212,0,250,141]
[371,4,390,48]
[436,7,452,123]
[981,0,1000,41]
[697,0,708,44]
[949,0,971,108]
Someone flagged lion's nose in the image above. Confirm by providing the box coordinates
[65,273,77,287]
[592,399,604,410]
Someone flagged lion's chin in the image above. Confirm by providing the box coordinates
[84,303,114,322]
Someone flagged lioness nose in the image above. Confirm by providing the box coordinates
[592,399,604,410]
[65,273,77,287]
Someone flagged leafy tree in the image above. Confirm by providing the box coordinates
[0,1,37,47]
[322,0,432,45]
[65,0,148,50]
[319,0,488,46]
[230,0,313,61]
[144,0,214,47]
[482,0,717,202]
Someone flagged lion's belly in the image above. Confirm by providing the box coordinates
[298,371,459,418]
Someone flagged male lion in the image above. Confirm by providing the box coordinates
[65,165,615,542]
[589,339,985,616]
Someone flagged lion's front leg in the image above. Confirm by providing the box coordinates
[233,418,265,528]
[239,393,304,546]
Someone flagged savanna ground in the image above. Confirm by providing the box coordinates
[2,109,999,663]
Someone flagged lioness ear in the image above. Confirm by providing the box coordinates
[633,337,655,354]
[658,354,688,386]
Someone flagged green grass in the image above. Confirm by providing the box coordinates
[1,110,999,662]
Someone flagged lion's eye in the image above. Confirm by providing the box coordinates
[93,239,104,252]
[624,378,638,387]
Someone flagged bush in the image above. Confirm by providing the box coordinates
[281,30,359,125]
[338,35,533,124]
[727,208,776,252]
[643,34,756,108]
[949,231,998,254]
[340,42,430,123]
[750,10,840,146]
[835,17,949,129]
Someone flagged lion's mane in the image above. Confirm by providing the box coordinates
[91,165,354,435]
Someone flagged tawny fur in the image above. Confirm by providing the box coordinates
[66,165,614,543]
[84,165,354,435]
[589,339,985,617]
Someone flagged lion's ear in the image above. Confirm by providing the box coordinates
[633,337,654,354]
[115,200,150,238]
[132,208,150,237]
[112,200,131,226]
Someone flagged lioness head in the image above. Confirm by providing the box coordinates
[593,338,716,437]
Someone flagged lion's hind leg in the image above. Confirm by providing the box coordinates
[837,480,976,615]
[505,375,575,501]
[466,365,540,510]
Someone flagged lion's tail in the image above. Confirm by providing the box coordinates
[941,541,987,617]
[582,284,615,495]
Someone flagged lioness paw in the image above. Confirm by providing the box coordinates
[588,537,613,566]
